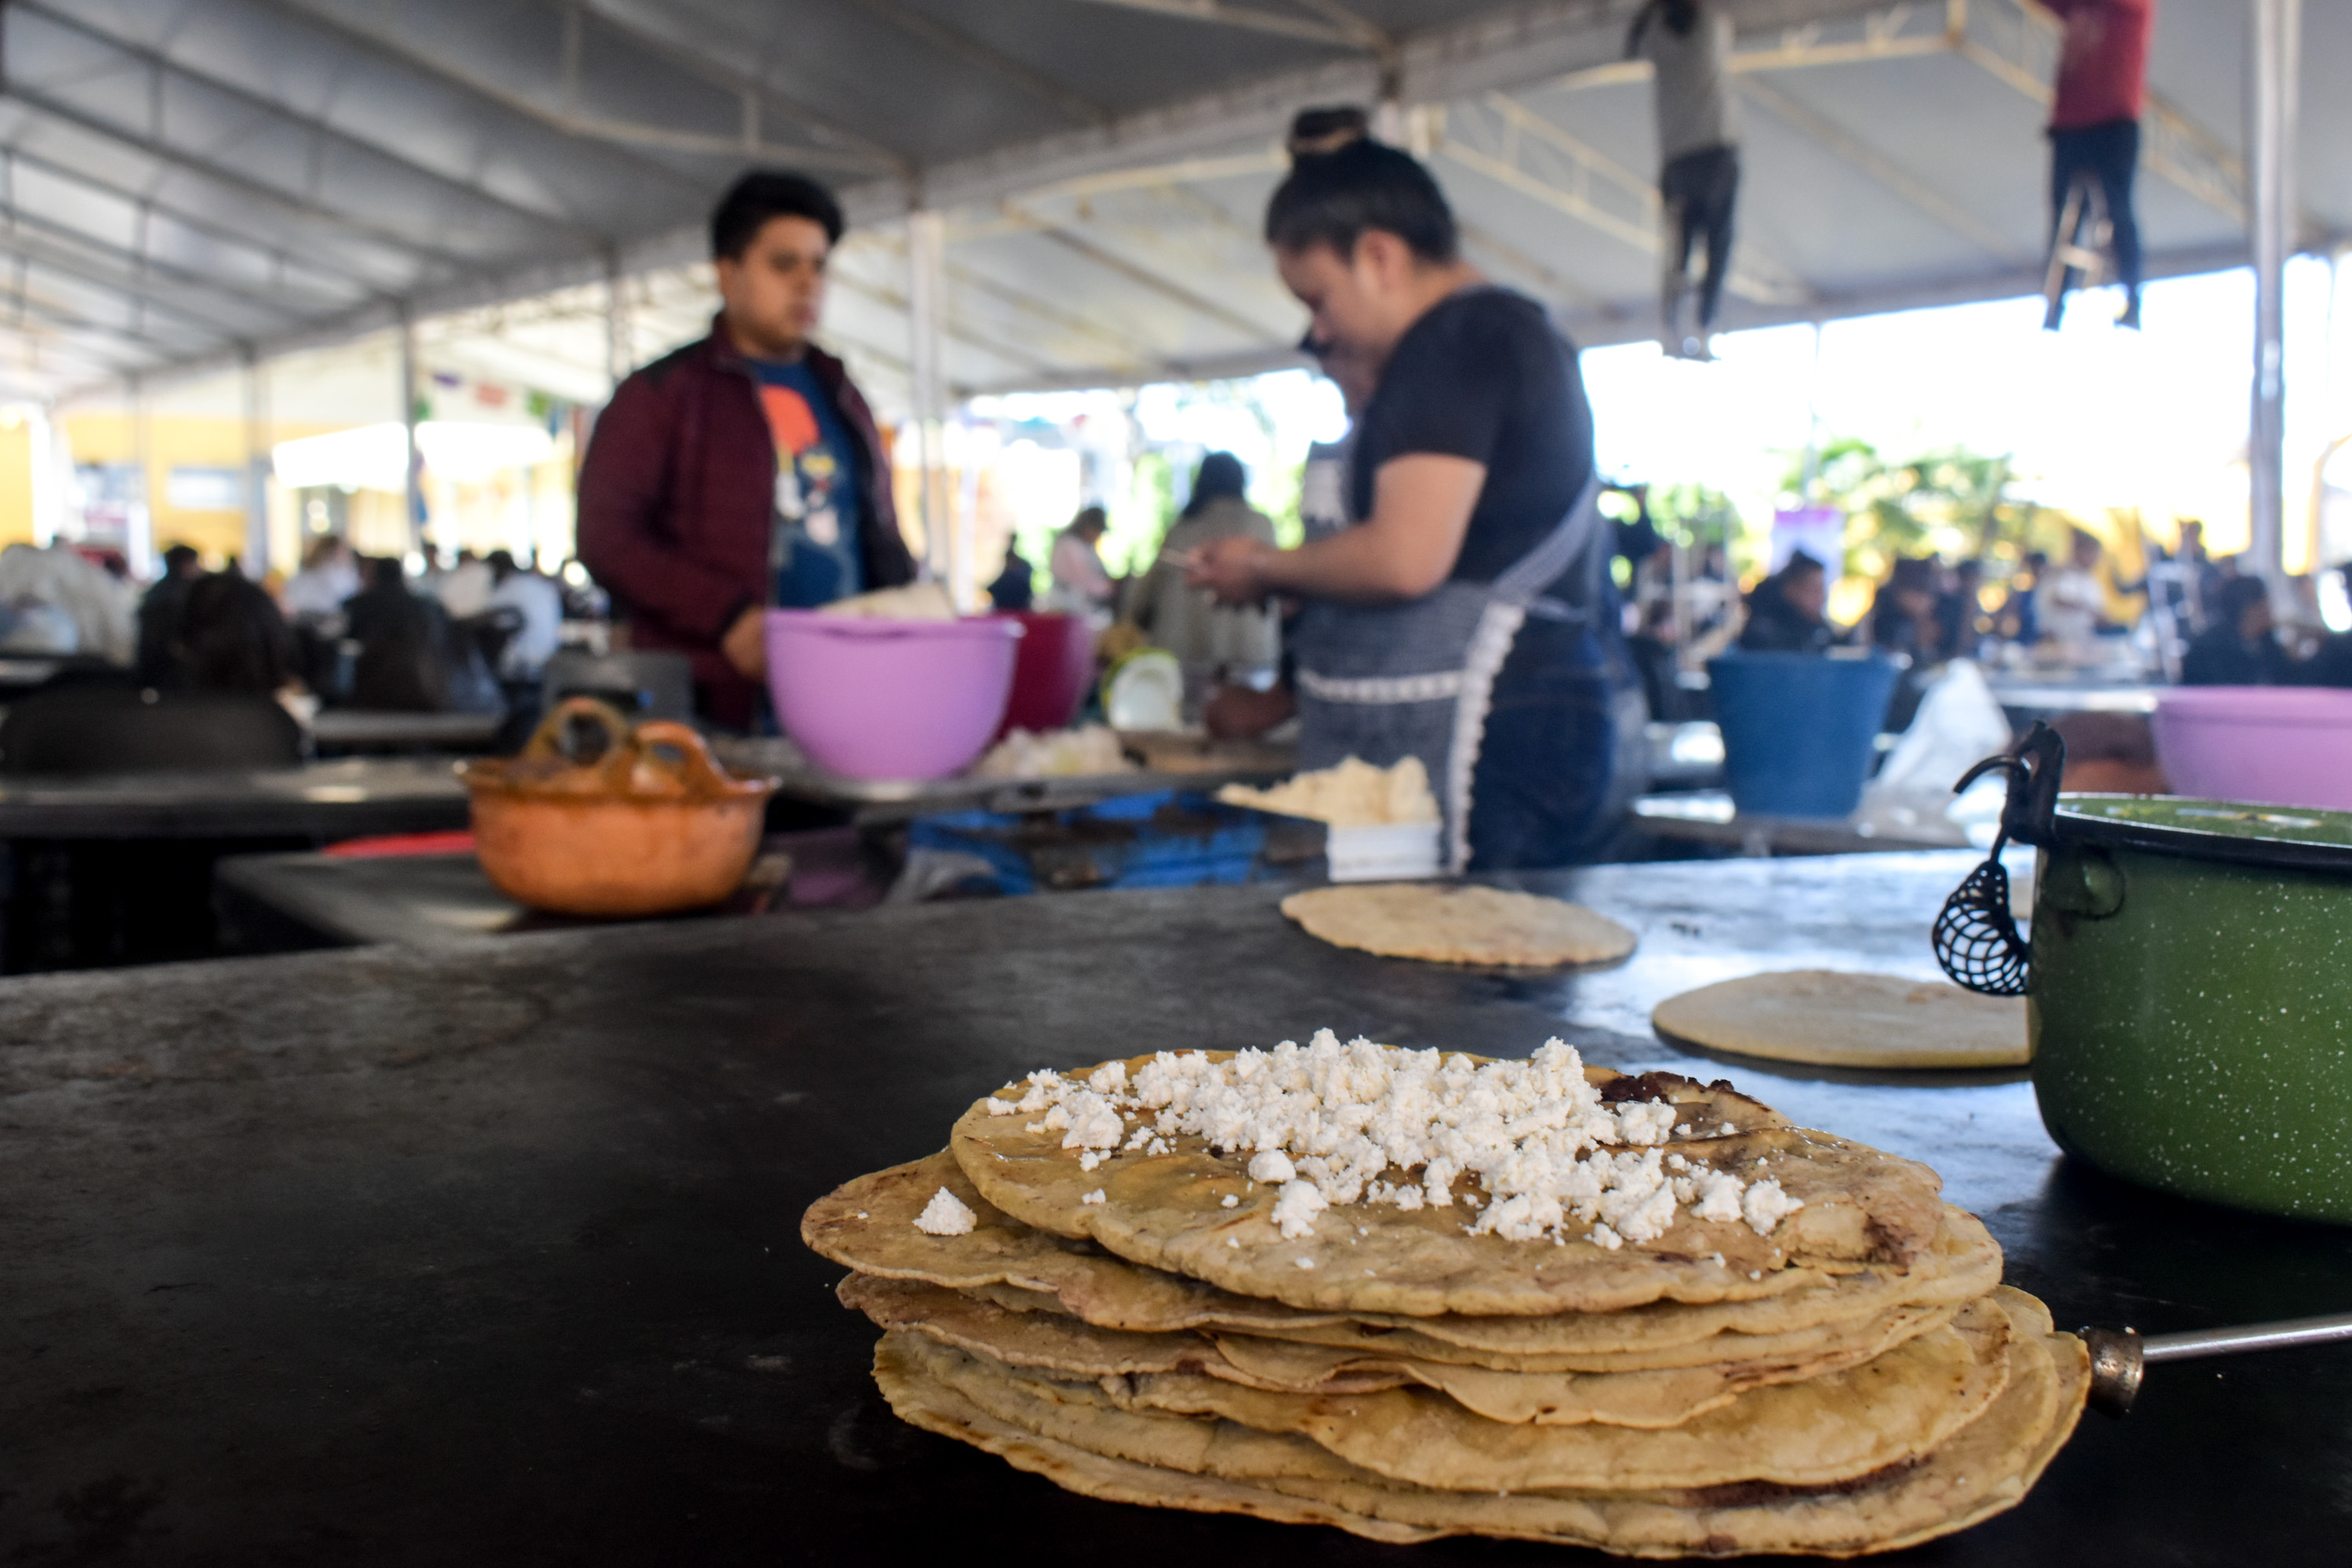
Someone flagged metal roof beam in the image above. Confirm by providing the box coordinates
[0,283,193,357]
[240,0,880,178]
[0,225,278,338]
[1736,72,2030,264]
[852,227,1160,369]
[1003,203,1294,339]
[1436,97,1818,307]
[846,0,1110,128]
[567,0,909,172]
[2,85,480,272]
[826,270,1061,376]
[0,140,378,300]
[1049,0,1367,49]
[13,2,593,237]
[0,198,326,319]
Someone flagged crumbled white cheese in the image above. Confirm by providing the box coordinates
[1740,1177,1802,1236]
[1006,1031,1787,1248]
[1271,1178,1329,1238]
[985,1098,1018,1116]
[1082,1189,1106,1205]
[1248,1150,1298,1184]
[1219,1194,1238,1208]
[914,1187,975,1236]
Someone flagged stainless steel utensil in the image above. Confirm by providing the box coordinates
[2082,1310,2352,1416]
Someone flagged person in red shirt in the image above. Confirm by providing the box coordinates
[2045,0,2155,328]
[577,172,916,726]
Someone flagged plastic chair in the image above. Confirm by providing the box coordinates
[538,650,694,721]
[0,684,305,775]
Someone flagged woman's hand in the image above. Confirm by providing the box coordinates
[1185,536,1276,606]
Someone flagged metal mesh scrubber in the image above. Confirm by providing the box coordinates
[1931,723,2063,997]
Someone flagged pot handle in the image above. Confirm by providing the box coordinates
[631,720,749,799]
[1930,724,2066,996]
[520,696,641,792]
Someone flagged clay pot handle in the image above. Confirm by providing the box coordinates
[630,720,738,797]
[522,696,634,762]
[517,696,640,792]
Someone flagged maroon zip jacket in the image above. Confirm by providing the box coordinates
[576,317,916,726]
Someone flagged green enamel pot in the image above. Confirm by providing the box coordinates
[1940,726,2352,1222]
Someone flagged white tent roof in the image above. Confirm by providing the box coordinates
[9,0,2345,412]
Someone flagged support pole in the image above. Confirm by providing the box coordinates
[398,310,425,563]
[906,207,956,598]
[129,375,154,580]
[2247,0,2300,593]
[242,344,270,576]
[604,249,632,387]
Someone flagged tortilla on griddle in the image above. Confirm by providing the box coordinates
[1280,882,1637,967]
[1653,970,2031,1071]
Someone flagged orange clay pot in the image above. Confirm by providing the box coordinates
[459,699,776,917]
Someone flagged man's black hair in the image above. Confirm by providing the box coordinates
[162,543,200,574]
[1780,550,1825,578]
[711,170,844,260]
[1263,138,1458,263]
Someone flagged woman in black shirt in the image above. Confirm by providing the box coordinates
[1190,140,1639,870]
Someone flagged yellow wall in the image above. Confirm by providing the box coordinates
[0,419,33,547]
[60,412,335,565]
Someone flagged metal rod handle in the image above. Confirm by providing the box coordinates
[2143,1310,2352,1363]
[2082,1309,2352,1418]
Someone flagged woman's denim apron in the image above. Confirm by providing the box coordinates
[1290,465,1634,872]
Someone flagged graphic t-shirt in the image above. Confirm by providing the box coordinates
[750,358,865,608]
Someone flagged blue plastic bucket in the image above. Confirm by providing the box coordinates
[1706,652,1900,818]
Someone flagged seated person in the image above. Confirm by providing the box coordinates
[1737,550,1839,655]
[2181,575,2292,686]
[345,557,452,712]
[178,571,299,696]
[1627,598,1685,722]
[987,545,1035,612]
[1868,557,1947,664]
[1936,559,1987,660]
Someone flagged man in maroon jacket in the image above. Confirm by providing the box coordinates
[578,171,916,726]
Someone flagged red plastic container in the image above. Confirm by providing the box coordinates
[993,612,1095,738]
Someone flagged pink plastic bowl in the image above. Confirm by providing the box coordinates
[2150,685,2352,810]
[765,610,1022,781]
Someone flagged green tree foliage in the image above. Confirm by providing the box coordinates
[1646,483,1743,550]
[1781,438,2071,581]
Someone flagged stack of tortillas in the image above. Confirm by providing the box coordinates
[802,1032,2086,1555]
